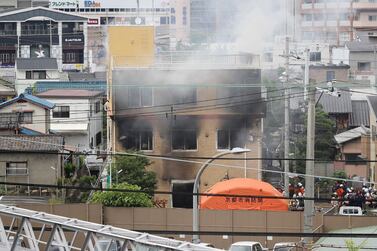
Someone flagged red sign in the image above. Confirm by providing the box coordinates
[88,18,99,26]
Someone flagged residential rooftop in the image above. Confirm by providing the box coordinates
[0,93,55,109]
[0,135,64,152]
[36,89,104,98]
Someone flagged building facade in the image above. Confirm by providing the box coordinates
[37,89,104,151]
[0,7,88,78]
[111,57,265,206]
[0,135,64,192]
[298,0,377,46]
[0,93,54,134]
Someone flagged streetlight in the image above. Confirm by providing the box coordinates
[116,169,123,184]
[192,147,250,244]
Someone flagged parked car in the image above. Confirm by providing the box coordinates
[229,241,268,251]
[338,206,363,216]
[273,242,297,251]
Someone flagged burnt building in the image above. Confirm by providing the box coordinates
[110,57,266,207]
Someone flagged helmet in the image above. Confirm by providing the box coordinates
[298,183,302,187]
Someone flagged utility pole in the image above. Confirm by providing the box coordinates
[304,79,315,245]
[304,49,310,100]
[284,36,290,196]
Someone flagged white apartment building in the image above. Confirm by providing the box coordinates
[36,89,104,151]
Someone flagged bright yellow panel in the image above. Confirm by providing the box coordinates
[108,26,155,67]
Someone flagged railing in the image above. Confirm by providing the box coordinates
[0,205,223,251]
[113,52,260,69]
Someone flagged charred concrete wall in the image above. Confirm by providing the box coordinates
[111,68,265,200]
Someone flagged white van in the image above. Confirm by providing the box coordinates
[338,206,363,216]
[229,241,268,251]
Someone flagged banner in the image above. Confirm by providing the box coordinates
[49,0,170,9]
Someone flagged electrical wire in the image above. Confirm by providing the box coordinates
[0,136,375,186]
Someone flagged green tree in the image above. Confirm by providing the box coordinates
[295,106,337,174]
[90,183,153,207]
[112,154,157,193]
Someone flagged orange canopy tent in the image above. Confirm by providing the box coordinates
[200,178,288,211]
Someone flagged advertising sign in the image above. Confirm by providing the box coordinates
[50,0,170,9]
[87,18,100,26]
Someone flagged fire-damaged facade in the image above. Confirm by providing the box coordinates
[111,68,266,207]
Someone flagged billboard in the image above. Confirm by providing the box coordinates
[108,26,154,67]
[49,0,170,9]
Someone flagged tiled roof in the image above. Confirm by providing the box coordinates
[34,81,106,93]
[0,93,55,109]
[37,89,104,98]
[16,58,58,70]
[0,135,64,152]
[350,100,370,127]
[317,90,352,114]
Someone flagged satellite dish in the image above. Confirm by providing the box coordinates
[135,17,142,25]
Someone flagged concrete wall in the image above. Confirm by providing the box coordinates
[112,68,264,198]
[0,152,61,186]
[115,116,263,201]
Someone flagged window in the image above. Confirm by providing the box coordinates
[172,130,197,150]
[160,16,170,24]
[171,16,176,24]
[217,129,245,150]
[96,131,102,146]
[122,130,153,151]
[182,7,187,25]
[53,106,70,118]
[326,71,335,82]
[339,32,350,42]
[310,52,321,62]
[128,87,153,108]
[345,154,366,165]
[358,62,371,71]
[95,100,101,113]
[25,70,46,80]
[6,162,28,175]
[303,14,312,21]
[20,112,32,124]
[263,52,273,62]
[369,15,377,21]
[252,245,262,251]
[173,88,197,104]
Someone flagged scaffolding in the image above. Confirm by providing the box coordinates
[0,205,222,251]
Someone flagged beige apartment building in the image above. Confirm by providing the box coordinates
[298,0,377,46]
[110,55,265,206]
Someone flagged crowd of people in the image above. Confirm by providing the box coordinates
[285,181,377,211]
[331,182,377,209]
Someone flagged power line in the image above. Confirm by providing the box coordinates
[0,136,375,186]
[0,180,368,203]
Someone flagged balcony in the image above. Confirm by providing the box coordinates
[326,20,338,26]
[112,52,261,69]
[353,2,377,10]
[0,30,16,36]
[301,21,313,27]
[353,20,377,28]
[326,2,351,9]
[301,3,312,9]
[313,3,325,9]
